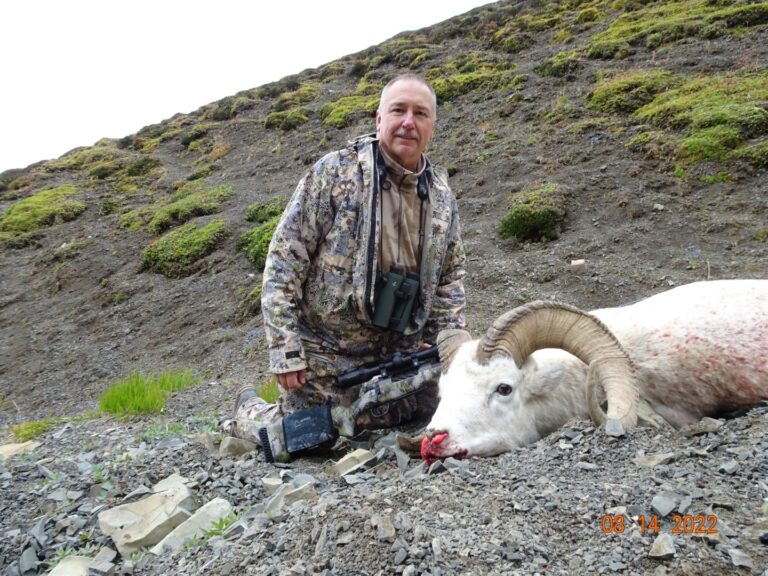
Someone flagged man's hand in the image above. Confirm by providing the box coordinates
[277,369,307,390]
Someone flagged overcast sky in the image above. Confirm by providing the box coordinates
[0,0,493,173]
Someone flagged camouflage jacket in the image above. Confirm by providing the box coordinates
[262,134,466,377]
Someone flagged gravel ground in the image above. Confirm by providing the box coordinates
[1,396,766,575]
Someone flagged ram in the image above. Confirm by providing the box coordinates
[422,280,768,463]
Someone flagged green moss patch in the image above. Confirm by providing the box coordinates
[320,95,379,128]
[589,69,681,113]
[588,0,768,59]
[633,70,768,165]
[271,85,319,112]
[265,108,310,131]
[245,197,288,223]
[731,140,768,168]
[142,219,227,277]
[0,185,85,239]
[626,128,678,161]
[205,95,257,121]
[237,216,279,269]
[124,156,161,177]
[46,146,121,172]
[181,123,218,147]
[426,55,526,104]
[498,182,565,242]
[148,182,232,234]
[534,50,580,78]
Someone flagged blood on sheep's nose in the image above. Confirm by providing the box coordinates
[421,432,448,463]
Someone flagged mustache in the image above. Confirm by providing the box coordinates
[394,130,419,140]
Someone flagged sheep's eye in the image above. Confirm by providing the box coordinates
[496,383,513,396]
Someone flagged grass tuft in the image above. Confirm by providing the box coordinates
[257,377,280,403]
[11,418,60,441]
[99,369,200,416]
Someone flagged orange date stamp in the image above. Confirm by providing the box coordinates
[600,514,719,535]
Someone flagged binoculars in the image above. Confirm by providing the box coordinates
[372,267,419,333]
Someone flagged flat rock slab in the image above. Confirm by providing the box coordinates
[0,440,41,461]
[98,475,197,556]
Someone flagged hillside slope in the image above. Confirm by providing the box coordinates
[1,0,767,423]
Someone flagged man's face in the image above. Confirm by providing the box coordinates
[376,79,436,171]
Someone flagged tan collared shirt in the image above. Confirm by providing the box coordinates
[378,148,429,276]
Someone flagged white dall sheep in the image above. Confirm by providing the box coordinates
[422,279,768,463]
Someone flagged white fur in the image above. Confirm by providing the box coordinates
[427,280,768,458]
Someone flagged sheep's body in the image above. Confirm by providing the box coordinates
[426,280,768,459]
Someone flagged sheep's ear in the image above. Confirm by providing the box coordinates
[437,329,472,373]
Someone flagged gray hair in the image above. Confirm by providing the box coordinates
[379,74,437,118]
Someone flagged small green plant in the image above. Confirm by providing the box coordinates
[498,182,565,242]
[205,512,239,537]
[138,421,189,441]
[11,418,60,441]
[91,463,110,483]
[257,377,280,403]
[143,219,227,277]
[245,197,287,223]
[237,216,279,269]
[99,369,200,416]
[51,543,99,568]
[111,291,128,305]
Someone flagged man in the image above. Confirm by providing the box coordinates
[225,74,466,448]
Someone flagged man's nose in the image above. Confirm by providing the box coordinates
[402,111,416,129]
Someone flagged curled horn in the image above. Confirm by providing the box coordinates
[476,301,638,428]
[436,329,473,374]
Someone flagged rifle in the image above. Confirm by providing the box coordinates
[259,347,442,463]
[337,347,440,389]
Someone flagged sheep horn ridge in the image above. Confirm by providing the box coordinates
[476,301,639,428]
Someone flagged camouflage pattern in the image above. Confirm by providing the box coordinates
[262,133,466,414]
[221,361,441,462]
[331,362,442,436]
